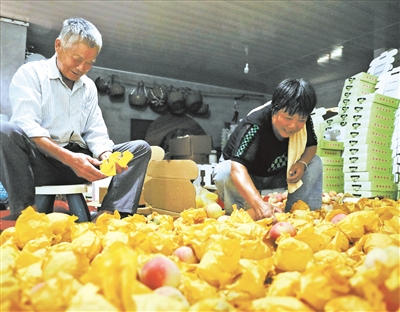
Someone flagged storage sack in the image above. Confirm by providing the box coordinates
[95,76,109,92]
[108,75,125,97]
[185,89,203,112]
[129,81,148,107]
[148,84,169,113]
[167,86,186,112]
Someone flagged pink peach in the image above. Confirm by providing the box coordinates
[173,246,198,264]
[140,256,181,290]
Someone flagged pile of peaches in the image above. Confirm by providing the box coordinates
[1,195,399,312]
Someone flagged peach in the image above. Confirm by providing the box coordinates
[217,215,230,223]
[173,246,198,264]
[140,256,181,290]
[322,194,331,204]
[328,190,337,197]
[205,203,224,219]
[154,286,189,306]
[331,213,347,224]
[269,221,296,241]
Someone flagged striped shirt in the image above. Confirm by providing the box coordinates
[9,54,114,158]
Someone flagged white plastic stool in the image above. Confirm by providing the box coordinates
[35,184,91,222]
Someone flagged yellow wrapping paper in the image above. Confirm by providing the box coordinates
[295,226,331,253]
[225,258,274,304]
[298,263,351,311]
[31,272,82,311]
[1,194,399,311]
[196,236,242,288]
[267,271,301,297]
[41,243,90,280]
[325,295,374,312]
[100,151,134,176]
[274,237,314,272]
[132,293,189,312]
[250,296,314,311]
[188,298,236,311]
[80,241,150,311]
[66,282,119,311]
[336,210,380,242]
[179,272,218,305]
[14,207,53,249]
[71,231,102,261]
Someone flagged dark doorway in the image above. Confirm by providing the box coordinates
[130,119,153,141]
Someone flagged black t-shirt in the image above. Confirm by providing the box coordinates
[222,104,318,177]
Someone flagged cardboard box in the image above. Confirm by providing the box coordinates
[323,165,344,175]
[344,171,394,183]
[343,162,393,173]
[317,149,342,157]
[356,93,400,109]
[368,48,400,76]
[346,72,378,85]
[340,87,374,102]
[375,66,400,99]
[344,181,396,192]
[344,127,393,145]
[169,135,212,164]
[323,172,344,191]
[321,156,343,167]
[345,190,396,199]
[143,160,198,213]
[344,137,391,149]
[323,181,344,193]
[341,81,376,99]
[344,116,394,132]
[343,153,393,167]
[342,144,392,158]
[346,103,397,120]
[319,139,344,150]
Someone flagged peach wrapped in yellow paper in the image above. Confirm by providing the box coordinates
[100,151,134,176]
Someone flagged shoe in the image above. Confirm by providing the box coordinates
[0,213,19,221]
[119,212,132,219]
[91,210,113,223]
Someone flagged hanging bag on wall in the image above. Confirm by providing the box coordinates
[129,81,148,107]
[167,86,186,114]
[148,83,169,114]
[95,76,109,92]
[108,75,125,97]
[193,103,209,115]
[185,88,203,112]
